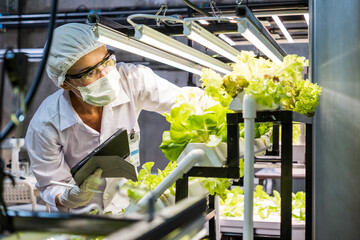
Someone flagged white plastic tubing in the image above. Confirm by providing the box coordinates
[243,94,256,240]
[136,149,205,209]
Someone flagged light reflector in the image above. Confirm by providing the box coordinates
[134,24,232,74]
[94,25,204,75]
[219,34,236,46]
[238,19,283,64]
[183,21,240,63]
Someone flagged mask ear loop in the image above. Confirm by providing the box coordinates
[64,80,84,100]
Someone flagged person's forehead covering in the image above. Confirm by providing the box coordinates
[46,23,105,87]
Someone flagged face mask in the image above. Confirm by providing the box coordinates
[68,68,120,106]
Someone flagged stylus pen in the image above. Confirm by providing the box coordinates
[50,180,103,193]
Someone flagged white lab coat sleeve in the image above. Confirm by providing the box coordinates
[118,63,187,114]
[25,123,72,209]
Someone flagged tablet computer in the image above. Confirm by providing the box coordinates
[70,128,138,186]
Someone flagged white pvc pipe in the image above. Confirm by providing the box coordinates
[243,94,256,240]
[136,149,205,209]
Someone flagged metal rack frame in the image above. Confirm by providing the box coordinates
[3,197,207,239]
[226,110,312,240]
[175,110,313,240]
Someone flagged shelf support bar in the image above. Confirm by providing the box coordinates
[305,123,313,240]
[281,122,293,239]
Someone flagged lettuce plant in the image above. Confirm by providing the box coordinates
[220,185,306,221]
[201,51,322,116]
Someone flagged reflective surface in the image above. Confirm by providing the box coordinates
[311,0,360,239]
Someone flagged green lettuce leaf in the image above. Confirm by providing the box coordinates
[220,185,306,221]
[201,51,322,116]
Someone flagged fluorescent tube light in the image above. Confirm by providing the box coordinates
[236,5,285,64]
[238,19,283,64]
[272,15,294,43]
[134,24,232,74]
[197,20,210,25]
[183,21,240,63]
[304,13,309,26]
[219,34,236,46]
[94,25,203,75]
[227,17,238,24]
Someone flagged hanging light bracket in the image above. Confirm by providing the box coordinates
[236,5,286,58]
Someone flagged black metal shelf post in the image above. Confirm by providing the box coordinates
[174,110,312,240]
[305,123,312,240]
[224,110,312,240]
[174,112,241,239]
[280,121,293,239]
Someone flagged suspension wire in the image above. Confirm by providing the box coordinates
[209,0,222,18]
[183,0,211,17]
[155,1,168,26]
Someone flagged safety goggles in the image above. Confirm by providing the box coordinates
[65,50,116,82]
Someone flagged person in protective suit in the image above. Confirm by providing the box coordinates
[25,23,193,212]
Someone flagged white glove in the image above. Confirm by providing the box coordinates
[58,168,103,209]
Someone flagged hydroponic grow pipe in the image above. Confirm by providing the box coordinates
[243,94,256,240]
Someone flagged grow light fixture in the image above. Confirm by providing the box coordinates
[219,34,236,46]
[227,17,238,24]
[238,20,283,64]
[133,24,232,74]
[236,5,286,64]
[272,15,294,43]
[183,21,240,63]
[304,13,309,26]
[93,24,203,75]
[197,19,210,25]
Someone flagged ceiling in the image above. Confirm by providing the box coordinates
[0,0,309,45]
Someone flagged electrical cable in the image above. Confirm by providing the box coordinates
[0,49,16,234]
[0,48,12,161]
[0,0,58,142]
[17,3,21,50]
[0,159,15,233]
[0,0,57,232]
